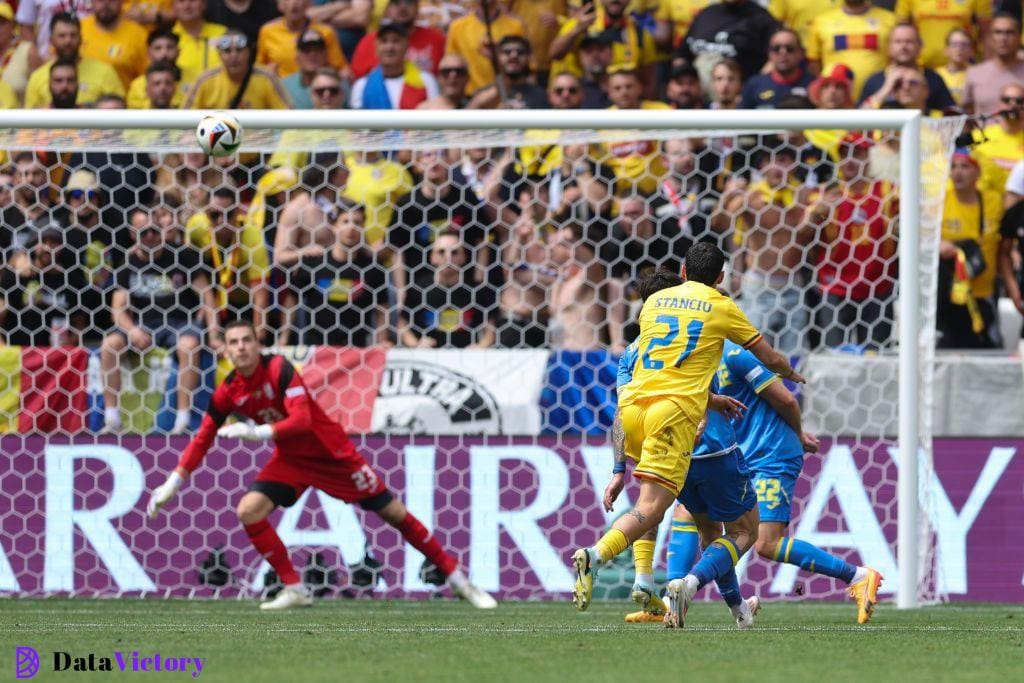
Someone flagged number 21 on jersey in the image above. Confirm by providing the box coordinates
[641,315,705,370]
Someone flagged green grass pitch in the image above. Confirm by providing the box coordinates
[2,599,1022,683]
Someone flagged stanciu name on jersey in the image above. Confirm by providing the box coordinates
[651,296,713,313]
[375,361,502,434]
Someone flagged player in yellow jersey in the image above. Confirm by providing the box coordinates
[572,242,806,612]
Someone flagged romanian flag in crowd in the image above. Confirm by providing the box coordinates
[0,347,90,433]
[833,34,879,51]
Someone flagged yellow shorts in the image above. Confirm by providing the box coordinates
[619,396,700,494]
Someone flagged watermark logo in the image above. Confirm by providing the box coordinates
[15,647,40,679]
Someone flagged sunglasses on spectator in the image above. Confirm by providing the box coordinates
[216,35,248,51]
[1001,96,1024,106]
[313,85,341,97]
[553,86,580,95]
[769,43,799,53]
[66,189,98,200]
[439,66,468,77]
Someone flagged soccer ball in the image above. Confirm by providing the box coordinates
[196,111,243,157]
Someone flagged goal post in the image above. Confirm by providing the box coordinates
[0,108,961,607]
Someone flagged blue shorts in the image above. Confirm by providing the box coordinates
[752,471,798,524]
[676,447,757,523]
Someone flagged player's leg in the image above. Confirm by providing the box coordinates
[373,494,497,609]
[666,503,700,581]
[625,525,668,622]
[237,483,313,611]
[171,329,202,435]
[99,330,129,432]
[752,472,882,623]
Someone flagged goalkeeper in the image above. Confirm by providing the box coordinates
[147,319,496,611]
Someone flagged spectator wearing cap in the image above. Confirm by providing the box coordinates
[80,0,150,90]
[417,53,470,109]
[350,20,438,109]
[934,28,973,107]
[937,148,1004,348]
[185,28,292,109]
[576,31,613,108]
[25,12,125,108]
[445,0,526,94]
[171,0,226,93]
[47,56,78,108]
[282,29,333,108]
[676,0,778,86]
[127,29,182,108]
[204,0,281,45]
[16,0,94,69]
[350,0,445,79]
[895,0,990,70]
[857,23,954,111]
[962,13,1024,116]
[805,132,898,351]
[468,35,548,110]
[742,28,814,109]
[972,82,1024,196]
[257,0,347,78]
[654,0,714,51]
[807,0,896,101]
[550,0,658,95]
[1,2,33,104]
[548,71,583,110]
[665,62,705,109]
[805,65,854,162]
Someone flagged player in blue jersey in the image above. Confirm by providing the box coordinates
[604,268,763,629]
[714,339,883,623]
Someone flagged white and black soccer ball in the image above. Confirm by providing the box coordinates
[196,111,243,157]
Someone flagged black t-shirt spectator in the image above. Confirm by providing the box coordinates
[205,0,281,44]
[388,182,486,274]
[116,245,207,329]
[742,71,815,109]
[0,266,93,346]
[502,83,550,109]
[402,273,497,348]
[292,250,388,346]
[677,2,779,80]
[857,68,955,112]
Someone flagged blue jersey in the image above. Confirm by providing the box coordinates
[618,343,737,458]
[717,340,804,474]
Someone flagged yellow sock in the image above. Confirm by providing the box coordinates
[633,539,655,576]
[594,529,630,564]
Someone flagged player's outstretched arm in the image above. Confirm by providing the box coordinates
[746,337,806,384]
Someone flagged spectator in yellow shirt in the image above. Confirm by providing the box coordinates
[48,56,79,108]
[655,0,714,50]
[128,28,184,108]
[512,0,568,80]
[80,0,150,89]
[807,0,896,100]
[0,2,33,104]
[257,0,347,78]
[894,0,990,69]
[25,12,125,108]
[600,68,669,194]
[444,0,527,94]
[125,0,176,26]
[935,28,973,106]
[973,83,1024,195]
[142,61,180,108]
[171,0,226,92]
[185,29,293,109]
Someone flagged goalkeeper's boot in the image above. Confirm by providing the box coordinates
[733,596,761,630]
[451,580,498,609]
[259,584,313,611]
[848,568,883,624]
[625,610,667,623]
[664,577,696,629]
[571,548,597,612]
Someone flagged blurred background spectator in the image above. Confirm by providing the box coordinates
[350,20,438,109]
[962,13,1024,116]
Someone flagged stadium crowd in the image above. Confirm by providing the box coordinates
[0,0,1022,432]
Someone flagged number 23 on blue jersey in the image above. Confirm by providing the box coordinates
[641,315,705,370]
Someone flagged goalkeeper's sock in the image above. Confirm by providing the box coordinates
[666,520,699,580]
[593,528,630,566]
[689,537,741,590]
[714,568,743,609]
[394,512,458,577]
[244,519,300,585]
[773,538,857,584]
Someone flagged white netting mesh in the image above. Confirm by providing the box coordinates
[0,115,962,605]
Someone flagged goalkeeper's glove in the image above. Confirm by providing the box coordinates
[147,471,184,519]
[217,420,274,441]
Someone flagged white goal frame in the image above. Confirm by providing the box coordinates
[0,108,924,608]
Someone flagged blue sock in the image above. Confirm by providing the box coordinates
[690,538,740,590]
[666,521,699,581]
[774,538,857,584]
[714,568,742,608]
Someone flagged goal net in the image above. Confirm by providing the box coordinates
[0,110,962,606]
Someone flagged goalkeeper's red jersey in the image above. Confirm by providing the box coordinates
[177,354,360,473]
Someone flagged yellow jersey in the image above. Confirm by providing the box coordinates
[124,0,174,26]
[656,0,716,48]
[0,80,18,108]
[600,100,671,195]
[768,0,841,49]
[619,280,762,408]
[341,154,414,246]
[935,65,965,105]
[24,57,125,108]
[184,66,292,110]
[551,6,658,78]
[894,0,990,69]
[186,212,269,308]
[79,15,150,89]
[807,6,896,100]
[173,21,227,92]
[974,123,1024,195]
[444,12,527,93]
[941,187,1004,298]
[256,20,347,78]
[126,73,186,109]
[512,0,569,71]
